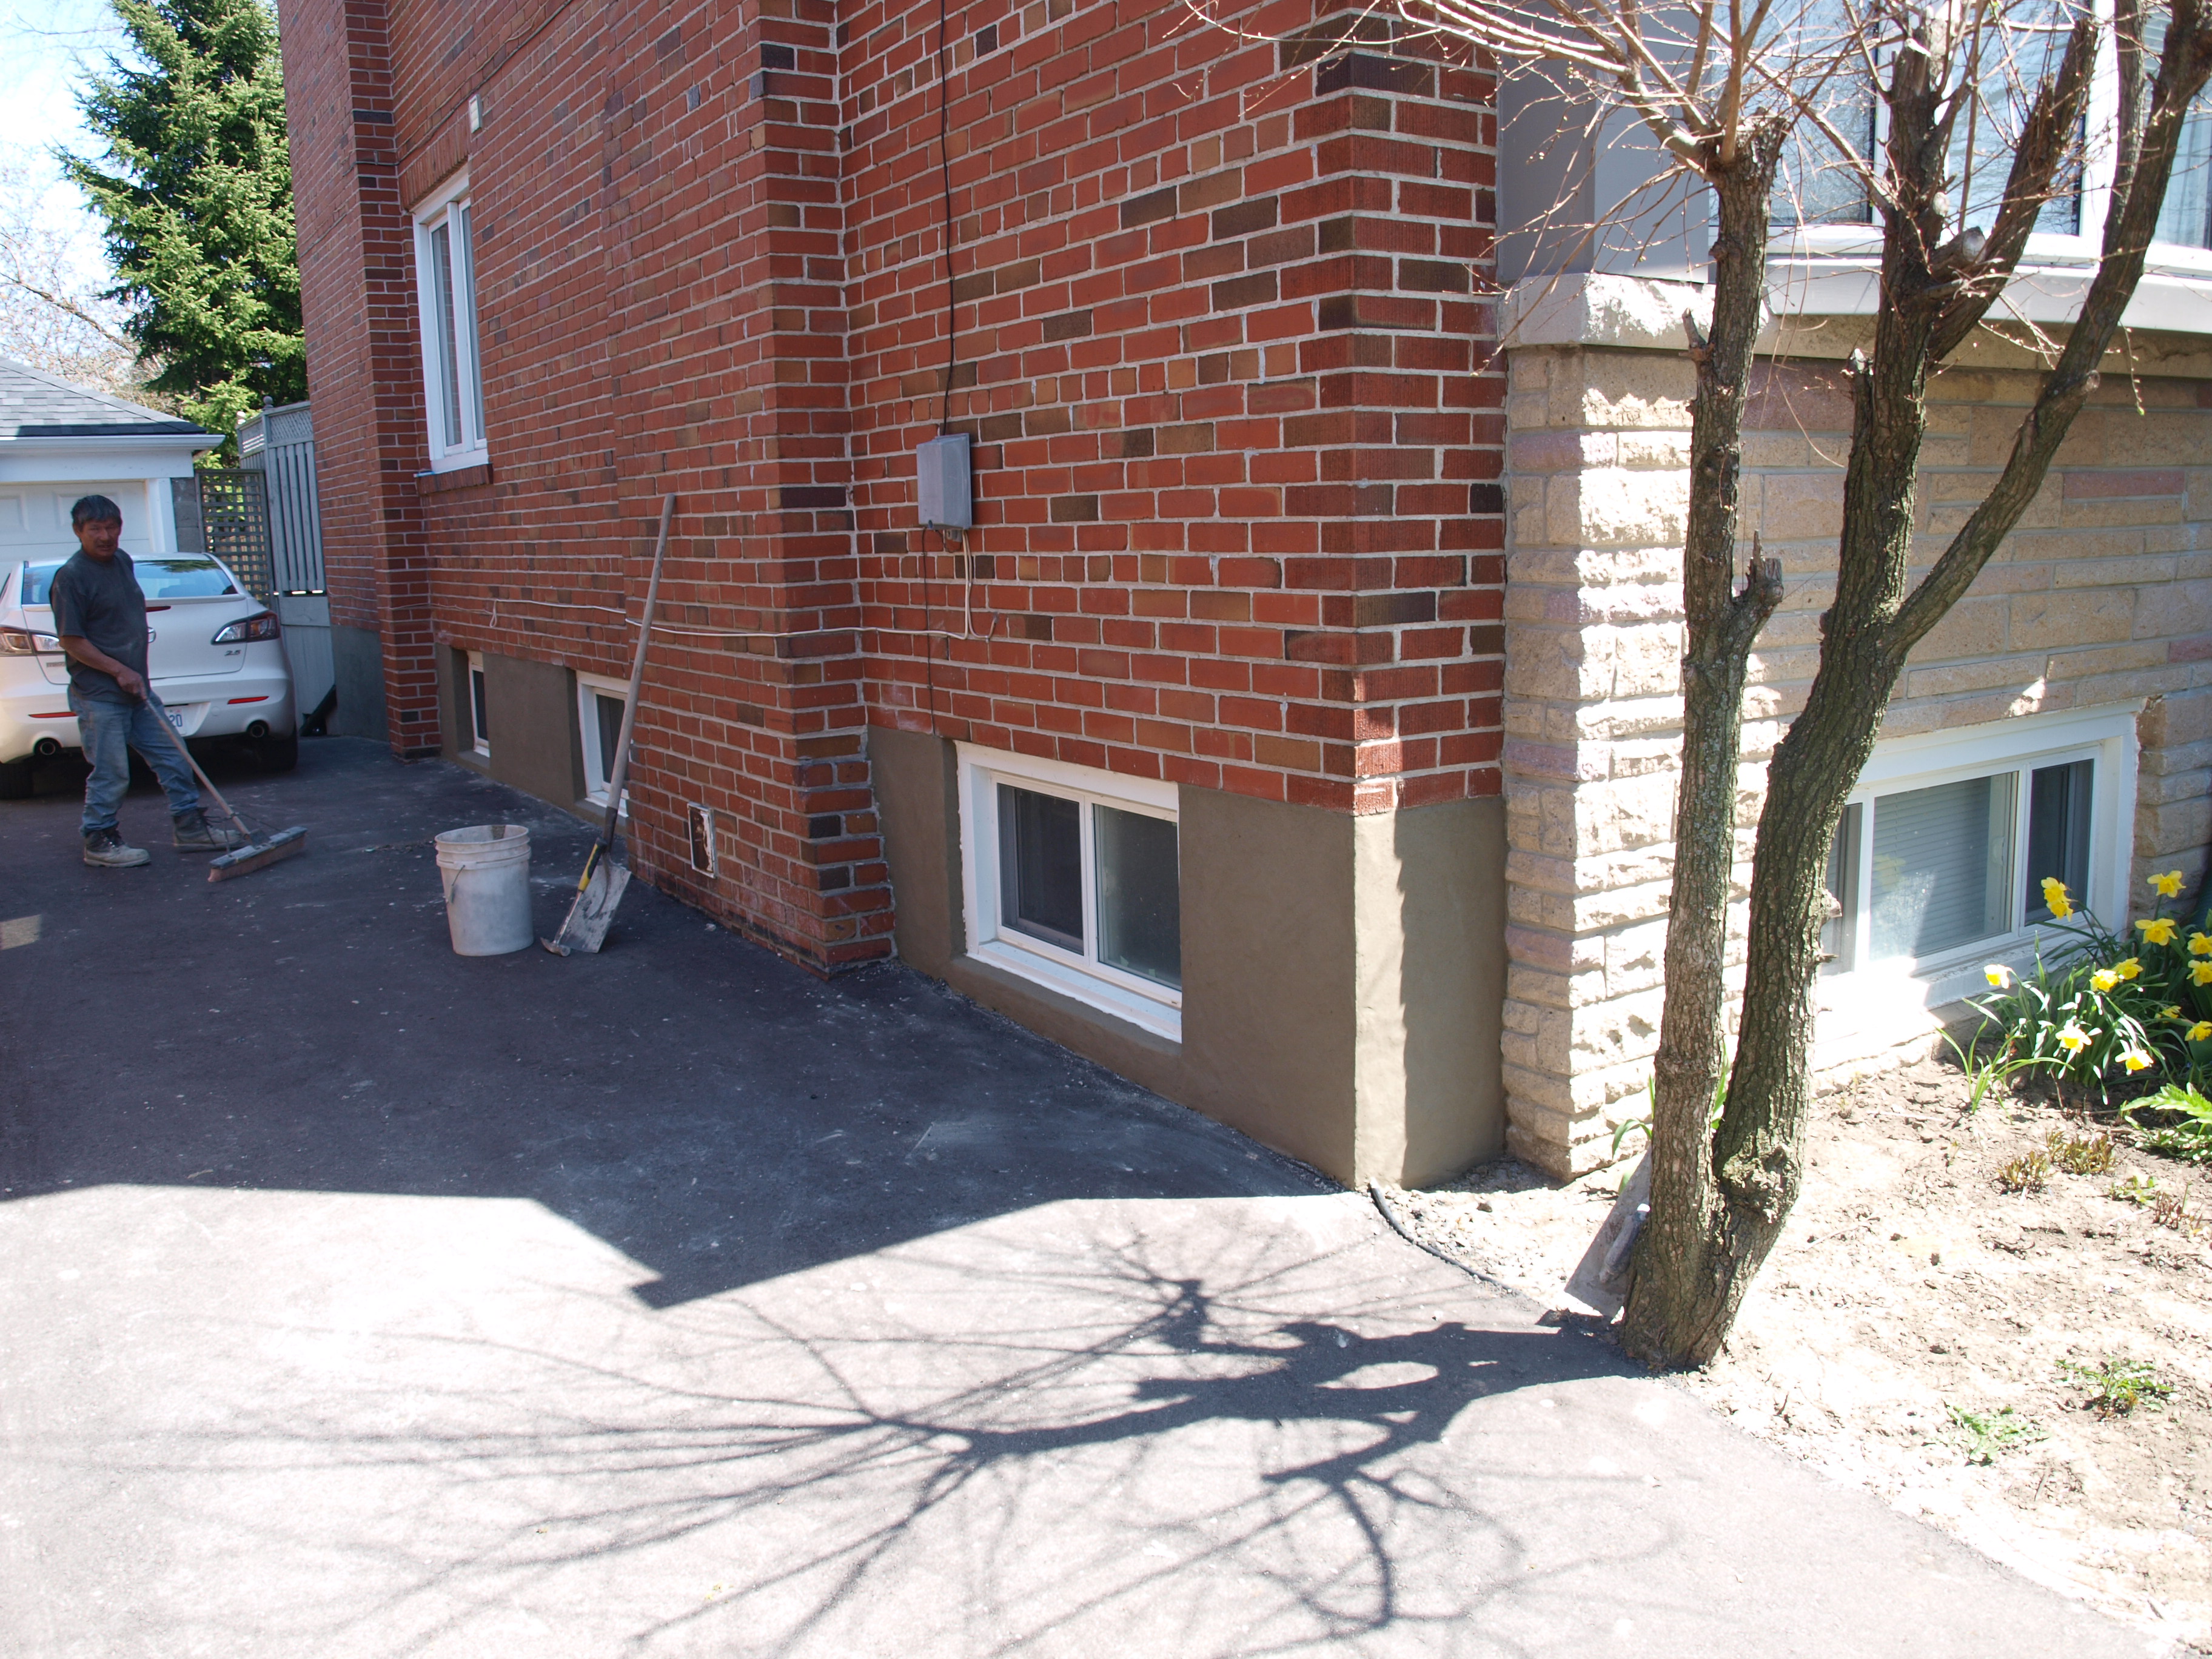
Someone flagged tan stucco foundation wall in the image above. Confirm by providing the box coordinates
[1500,337,2212,1178]
[438,649,589,819]
[868,723,1507,1188]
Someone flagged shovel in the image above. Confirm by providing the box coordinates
[144,693,309,882]
[544,492,674,955]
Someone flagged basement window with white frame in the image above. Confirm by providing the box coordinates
[577,671,629,809]
[466,651,489,758]
[1817,706,2139,1021]
[957,745,1184,1041]
[413,175,488,470]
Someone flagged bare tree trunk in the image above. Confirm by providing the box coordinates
[1617,136,1783,1366]
[1624,6,2212,1369]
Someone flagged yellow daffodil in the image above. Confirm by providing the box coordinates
[2057,1023,2090,1054]
[2117,957,2142,980]
[2120,1047,2154,1073]
[2153,870,2186,897]
[2138,917,2178,946]
[2193,933,2212,957]
[2190,1021,2212,1043]
[1984,964,2011,989]
[2163,1005,2183,1021]
[2194,960,2212,987]
[2091,968,2121,992]
[2042,877,2073,919]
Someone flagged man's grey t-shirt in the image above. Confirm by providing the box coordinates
[49,549,149,700]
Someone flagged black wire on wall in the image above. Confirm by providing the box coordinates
[920,0,962,694]
[936,0,959,435]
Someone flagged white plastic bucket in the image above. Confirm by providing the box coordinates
[435,824,534,956]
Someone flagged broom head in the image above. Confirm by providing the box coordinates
[207,826,309,883]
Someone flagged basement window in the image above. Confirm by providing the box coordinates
[465,651,489,757]
[577,671,629,809]
[1819,706,2137,1009]
[958,745,1182,1040]
[413,173,488,471]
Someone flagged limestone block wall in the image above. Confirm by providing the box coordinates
[1500,338,2212,1178]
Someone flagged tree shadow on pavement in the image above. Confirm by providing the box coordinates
[89,1224,1640,1658]
[0,741,1340,1307]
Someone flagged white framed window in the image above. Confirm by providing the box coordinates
[1817,705,2139,1021]
[465,651,489,757]
[957,744,1184,1040]
[577,671,629,809]
[1772,0,2212,270]
[413,173,488,470]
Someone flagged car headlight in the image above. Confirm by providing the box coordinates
[0,627,59,655]
[211,611,281,643]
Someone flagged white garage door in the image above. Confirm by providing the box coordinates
[0,481,152,563]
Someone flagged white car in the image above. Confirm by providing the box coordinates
[0,552,297,799]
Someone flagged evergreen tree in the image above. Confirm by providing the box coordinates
[61,0,300,454]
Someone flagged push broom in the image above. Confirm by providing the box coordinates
[543,492,674,956]
[146,693,309,882]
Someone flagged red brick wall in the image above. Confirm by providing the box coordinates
[284,0,437,749]
[842,4,1504,812]
[283,0,1500,974]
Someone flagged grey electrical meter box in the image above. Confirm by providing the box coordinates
[916,432,973,532]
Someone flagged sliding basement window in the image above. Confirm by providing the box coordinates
[958,745,1182,1040]
[577,671,628,809]
[1818,706,2139,1013]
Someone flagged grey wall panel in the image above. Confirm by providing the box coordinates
[328,625,387,742]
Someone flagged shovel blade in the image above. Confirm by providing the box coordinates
[542,857,630,955]
[206,826,309,883]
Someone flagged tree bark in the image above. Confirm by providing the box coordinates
[1617,132,1783,1367]
[1623,4,2212,1369]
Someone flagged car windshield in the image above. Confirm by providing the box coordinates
[19,557,238,605]
[133,558,238,598]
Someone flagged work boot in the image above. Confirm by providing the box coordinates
[82,827,150,868]
[172,808,247,852]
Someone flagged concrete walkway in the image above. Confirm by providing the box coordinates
[0,741,2157,1657]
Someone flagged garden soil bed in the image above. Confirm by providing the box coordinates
[1375,1058,2212,1652]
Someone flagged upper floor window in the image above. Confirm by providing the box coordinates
[414,176,487,469]
[1772,0,2212,260]
[2148,10,2212,247]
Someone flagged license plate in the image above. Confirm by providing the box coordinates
[163,705,186,731]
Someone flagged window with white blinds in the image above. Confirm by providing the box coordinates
[1867,772,2019,960]
[1823,738,2117,978]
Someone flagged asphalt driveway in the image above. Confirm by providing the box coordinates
[0,739,2156,1657]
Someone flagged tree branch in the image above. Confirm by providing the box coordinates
[0,268,131,350]
[1924,14,2099,361]
[1889,1,2212,655]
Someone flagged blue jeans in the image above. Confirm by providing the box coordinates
[70,688,199,834]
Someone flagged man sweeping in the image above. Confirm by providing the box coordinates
[50,494,244,868]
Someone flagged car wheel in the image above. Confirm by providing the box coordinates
[258,734,300,773]
[0,758,32,800]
